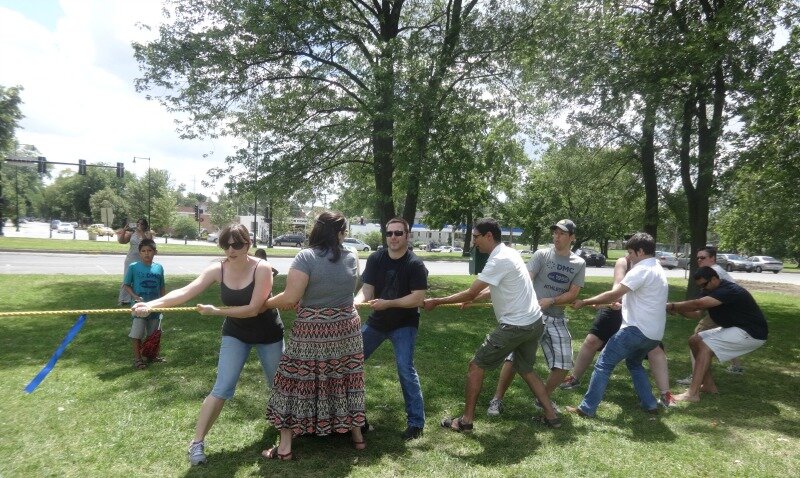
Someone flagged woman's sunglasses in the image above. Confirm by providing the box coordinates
[224,242,247,250]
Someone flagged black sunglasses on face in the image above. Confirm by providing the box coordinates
[385,230,405,237]
[224,242,247,250]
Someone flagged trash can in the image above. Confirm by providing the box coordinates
[469,247,489,275]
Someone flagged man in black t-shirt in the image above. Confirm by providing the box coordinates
[667,266,768,403]
[355,217,428,440]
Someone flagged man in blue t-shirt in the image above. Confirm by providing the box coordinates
[355,217,428,440]
[123,239,165,369]
[668,266,768,403]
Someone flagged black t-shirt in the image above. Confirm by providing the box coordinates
[703,280,768,340]
[361,249,428,332]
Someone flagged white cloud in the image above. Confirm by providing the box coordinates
[0,0,237,196]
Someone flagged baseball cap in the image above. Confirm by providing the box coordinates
[550,219,576,235]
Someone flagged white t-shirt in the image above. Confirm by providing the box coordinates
[478,243,542,326]
[620,257,668,340]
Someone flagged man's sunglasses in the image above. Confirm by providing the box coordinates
[385,230,405,237]
[224,242,247,250]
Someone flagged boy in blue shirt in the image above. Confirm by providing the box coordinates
[123,239,165,369]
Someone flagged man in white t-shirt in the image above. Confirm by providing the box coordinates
[566,232,668,418]
[424,218,560,432]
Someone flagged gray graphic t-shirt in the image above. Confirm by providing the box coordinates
[527,248,586,318]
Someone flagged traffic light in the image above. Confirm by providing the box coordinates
[194,205,199,220]
[37,156,47,174]
[263,206,270,222]
[78,159,87,175]
[116,162,125,178]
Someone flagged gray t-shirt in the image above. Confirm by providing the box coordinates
[527,247,586,318]
[291,246,358,308]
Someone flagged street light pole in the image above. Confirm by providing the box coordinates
[133,156,151,224]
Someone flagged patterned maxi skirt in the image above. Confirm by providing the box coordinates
[267,305,366,436]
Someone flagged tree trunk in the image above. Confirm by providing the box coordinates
[639,93,660,239]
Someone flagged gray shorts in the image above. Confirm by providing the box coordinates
[540,315,574,370]
[473,320,544,374]
[129,313,161,340]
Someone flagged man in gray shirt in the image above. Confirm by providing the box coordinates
[487,219,585,416]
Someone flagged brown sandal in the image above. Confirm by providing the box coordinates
[440,416,473,433]
[262,446,294,461]
[133,358,147,370]
[353,440,366,451]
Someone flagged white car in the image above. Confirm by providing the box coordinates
[655,251,678,270]
[748,256,783,274]
[88,224,114,236]
[343,237,371,252]
[58,223,75,234]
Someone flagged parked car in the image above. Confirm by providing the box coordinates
[716,253,754,272]
[343,237,371,252]
[655,251,679,270]
[88,223,114,236]
[273,233,306,247]
[57,223,75,234]
[50,220,61,230]
[206,232,219,243]
[576,248,606,267]
[676,252,691,270]
[748,256,783,274]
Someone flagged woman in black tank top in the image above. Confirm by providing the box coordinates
[132,224,283,466]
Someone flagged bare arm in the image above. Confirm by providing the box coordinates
[116,229,132,244]
[132,263,219,315]
[668,296,722,320]
[573,283,631,309]
[370,289,426,311]
[540,283,582,309]
[424,279,489,311]
[264,268,309,310]
[354,283,375,305]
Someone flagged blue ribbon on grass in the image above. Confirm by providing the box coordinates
[24,314,87,394]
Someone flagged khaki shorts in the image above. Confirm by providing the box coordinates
[129,313,161,340]
[698,326,765,363]
[473,321,544,374]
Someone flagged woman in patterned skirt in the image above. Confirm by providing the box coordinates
[262,211,365,461]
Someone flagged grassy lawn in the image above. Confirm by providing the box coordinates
[0,275,797,477]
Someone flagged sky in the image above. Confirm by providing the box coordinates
[0,0,236,197]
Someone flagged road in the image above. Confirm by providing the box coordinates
[1,251,799,285]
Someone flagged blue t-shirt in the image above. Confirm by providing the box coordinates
[124,261,165,302]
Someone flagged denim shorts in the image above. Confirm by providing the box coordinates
[473,321,543,374]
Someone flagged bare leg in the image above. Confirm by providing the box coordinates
[491,361,516,400]
[461,361,486,424]
[131,338,142,361]
[351,426,365,449]
[519,370,558,420]
[274,428,293,455]
[647,347,670,393]
[193,395,226,442]
[544,368,568,396]
[571,334,604,382]
[676,335,716,402]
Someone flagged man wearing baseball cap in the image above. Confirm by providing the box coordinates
[486,219,585,416]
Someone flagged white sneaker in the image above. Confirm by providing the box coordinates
[487,398,503,416]
[188,440,207,466]
[676,375,693,386]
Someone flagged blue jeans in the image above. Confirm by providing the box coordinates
[210,335,284,400]
[578,326,659,417]
[362,324,425,428]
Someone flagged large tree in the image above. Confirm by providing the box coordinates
[134,0,530,234]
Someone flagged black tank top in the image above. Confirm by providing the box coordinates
[220,260,283,344]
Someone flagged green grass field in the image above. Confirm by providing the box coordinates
[0,275,798,477]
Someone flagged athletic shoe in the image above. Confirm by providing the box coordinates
[487,398,504,416]
[534,399,561,414]
[659,391,677,408]
[560,375,580,390]
[401,426,424,441]
[187,440,207,466]
[676,375,693,386]
[726,365,745,374]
